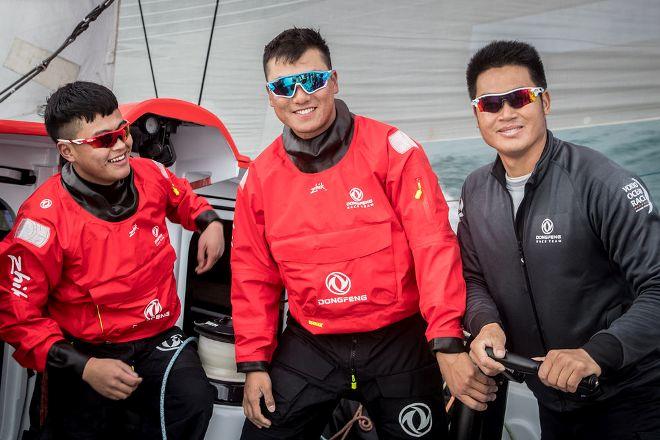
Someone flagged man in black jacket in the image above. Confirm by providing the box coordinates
[460,40,660,439]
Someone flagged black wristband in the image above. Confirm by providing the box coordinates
[195,210,221,232]
[429,337,466,354]
[47,341,90,377]
[237,361,269,373]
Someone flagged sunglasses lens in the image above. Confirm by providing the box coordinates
[299,72,329,93]
[270,79,295,97]
[479,96,504,113]
[89,123,129,148]
[88,133,114,148]
[508,89,533,109]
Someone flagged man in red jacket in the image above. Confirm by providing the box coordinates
[0,81,224,439]
[231,28,495,439]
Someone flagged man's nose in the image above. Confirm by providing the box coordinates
[291,83,310,103]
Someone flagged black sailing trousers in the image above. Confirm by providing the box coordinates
[241,314,449,439]
[41,327,214,440]
[539,377,660,440]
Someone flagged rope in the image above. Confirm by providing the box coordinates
[328,403,374,440]
[198,0,221,105]
[0,0,116,104]
[159,336,197,440]
[137,0,158,98]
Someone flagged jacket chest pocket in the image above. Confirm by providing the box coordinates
[86,248,177,335]
[270,222,398,319]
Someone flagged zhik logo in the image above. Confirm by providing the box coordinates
[399,403,432,437]
[8,255,30,299]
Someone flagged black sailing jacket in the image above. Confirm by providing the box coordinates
[459,130,660,411]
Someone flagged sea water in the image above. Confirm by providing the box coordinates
[427,119,660,205]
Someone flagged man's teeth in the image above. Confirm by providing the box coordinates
[295,108,315,115]
[500,126,521,135]
[108,154,126,163]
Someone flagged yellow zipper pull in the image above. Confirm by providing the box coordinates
[96,304,105,334]
[414,178,423,200]
[172,184,180,196]
[351,374,358,390]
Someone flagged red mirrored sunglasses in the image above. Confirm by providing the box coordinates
[471,87,545,113]
[57,121,130,149]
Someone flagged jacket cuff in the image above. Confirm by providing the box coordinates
[582,333,623,375]
[467,312,502,337]
[429,337,465,354]
[237,361,269,373]
[195,210,221,232]
[47,341,90,377]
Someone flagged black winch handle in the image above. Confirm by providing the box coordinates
[485,348,600,396]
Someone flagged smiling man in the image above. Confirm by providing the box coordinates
[230,28,493,439]
[0,81,224,439]
[460,41,660,439]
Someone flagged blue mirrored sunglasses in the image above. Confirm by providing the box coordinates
[266,70,333,98]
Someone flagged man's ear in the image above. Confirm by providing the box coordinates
[330,70,339,95]
[541,90,551,116]
[57,142,75,163]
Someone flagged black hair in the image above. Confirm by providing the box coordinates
[466,40,547,99]
[44,81,118,142]
[263,27,331,78]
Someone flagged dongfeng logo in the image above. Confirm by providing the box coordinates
[346,187,374,209]
[156,333,183,351]
[325,272,351,295]
[541,218,554,235]
[399,403,432,437]
[40,199,52,209]
[349,187,364,202]
[536,218,562,244]
[144,299,170,320]
[152,226,165,246]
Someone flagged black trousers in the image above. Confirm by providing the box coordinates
[539,379,660,440]
[42,327,214,440]
[241,314,448,440]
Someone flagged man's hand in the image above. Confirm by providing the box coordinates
[469,323,507,376]
[82,357,142,400]
[243,371,276,429]
[196,221,224,274]
[536,349,601,393]
[437,352,498,411]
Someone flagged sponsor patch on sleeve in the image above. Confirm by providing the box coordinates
[15,218,51,248]
[621,177,653,214]
[388,130,418,154]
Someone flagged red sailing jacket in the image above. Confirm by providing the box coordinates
[231,115,466,364]
[0,157,212,372]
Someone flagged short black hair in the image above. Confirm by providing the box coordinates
[44,81,118,142]
[263,27,331,78]
[466,40,547,99]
